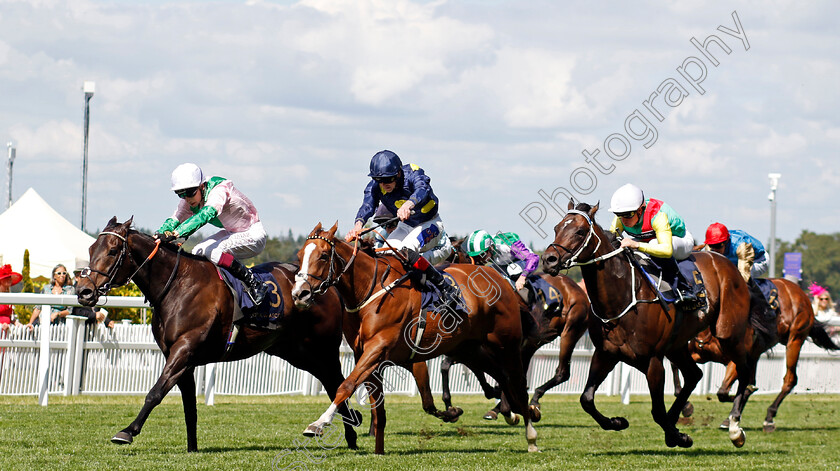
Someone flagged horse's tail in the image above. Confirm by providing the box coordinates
[808,320,840,351]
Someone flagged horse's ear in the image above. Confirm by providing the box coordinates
[589,201,599,218]
[106,216,118,228]
[327,222,338,238]
[567,199,575,211]
[124,216,134,228]
[310,222,323,236]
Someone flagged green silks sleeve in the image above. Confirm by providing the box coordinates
[157,218,180,234]
[174,206,219,238]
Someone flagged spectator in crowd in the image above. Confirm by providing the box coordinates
[810,283,839,336]
[26,264,75,330]
[0,264,23,333]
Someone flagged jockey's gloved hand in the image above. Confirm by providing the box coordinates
[157,231,178,243]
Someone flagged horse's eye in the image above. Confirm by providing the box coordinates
[108,248,119,256]
[575,229,587,237]
[318,253,329,261]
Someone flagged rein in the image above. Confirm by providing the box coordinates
[549,209,659,323]
[82,231,181,304]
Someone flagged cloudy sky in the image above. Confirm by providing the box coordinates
[1,0,837,250]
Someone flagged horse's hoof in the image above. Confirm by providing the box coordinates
[717,392,734,403]
[730,429,746,448]
[111,431,133,445]
[719,418,730,430]
[529,404,542,423]
[504,413,521,426]
[610,417,629,431]
[444,406,463,423]
[303,423,324,437]
[483,410,498,421]
[528,444,540,453]
[682,402,694,418]
[763,421,776,433]
[665,432,693,448]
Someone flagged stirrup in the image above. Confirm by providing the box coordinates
[248,282,269,306]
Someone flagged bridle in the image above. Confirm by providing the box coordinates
[296,235,355,296]
[79,230,177,302]
[546,209,622,269]
[78,231,132,298]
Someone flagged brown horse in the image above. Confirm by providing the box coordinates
[542,202,754,448]
[76,217,361,451]
[673,277,840,431]
[291,223,538,454]
[439,237,591,422]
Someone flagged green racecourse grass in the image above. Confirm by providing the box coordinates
[1,394,839,471]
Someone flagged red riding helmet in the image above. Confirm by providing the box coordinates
[705,222,730,245]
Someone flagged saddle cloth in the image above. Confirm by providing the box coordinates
[218,266,285,330]
[527,274,564,314]
[634,253,705,305]
[419,272,468,315]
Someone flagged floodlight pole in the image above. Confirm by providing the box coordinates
[768,173,781,278]
[81,81,95,232]
[6,142,14,210]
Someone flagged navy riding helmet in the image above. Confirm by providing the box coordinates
[368,150,402,178]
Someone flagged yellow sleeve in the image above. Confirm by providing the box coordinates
[609,216,624,234]
[637,212,673,258]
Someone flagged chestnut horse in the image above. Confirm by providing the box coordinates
[76,218,361,451]
[674,277,840,431]
[291,223,537,454]
[438,237,590,422]
[542,202,754,448]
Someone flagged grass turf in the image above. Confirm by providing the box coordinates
[0,393,838,470]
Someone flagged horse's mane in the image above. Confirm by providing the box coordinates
[571,202,621,250]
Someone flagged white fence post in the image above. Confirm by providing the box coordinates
[63,317,77,396]
[37,305,51,406]
[71,322,86,395]
[204,363,216,406]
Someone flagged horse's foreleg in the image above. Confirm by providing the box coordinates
[440,356,455,409]
[178,369,198,452]
[764,338,803,432]
[580,350,627,431]
[305,344,385,450]
[646,356,692,448]
[112,344,193,447]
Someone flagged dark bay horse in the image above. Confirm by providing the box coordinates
[542,202,754,448]
[291,223,538,454]
[76,218,361,451]
[438,238,590,422]
[674,277,840,431]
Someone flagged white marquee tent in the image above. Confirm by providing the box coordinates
[0,188,95,279]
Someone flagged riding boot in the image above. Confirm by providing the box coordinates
[674,258,705,311]
[401,248,461,313]
[227,259,269,306]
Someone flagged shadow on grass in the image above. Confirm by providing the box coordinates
[593,448,789,457]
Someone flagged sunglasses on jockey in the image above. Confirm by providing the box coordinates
[174,187,200,199]
[373,175,398,184]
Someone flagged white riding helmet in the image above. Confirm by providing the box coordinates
[170,163,205,191]
[609,183,645,214]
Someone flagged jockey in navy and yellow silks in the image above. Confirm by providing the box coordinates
[346,150,458,311]
[353,164,439,228]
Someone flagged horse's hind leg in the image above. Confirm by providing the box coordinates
[670,362,694,417]
[580,350,628,431]
[112,343,193,448]
[646,356,693,448]
[764,338,804,432]
[366,376,387,455]
[178,369,198,452]
[665,349,701,425]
